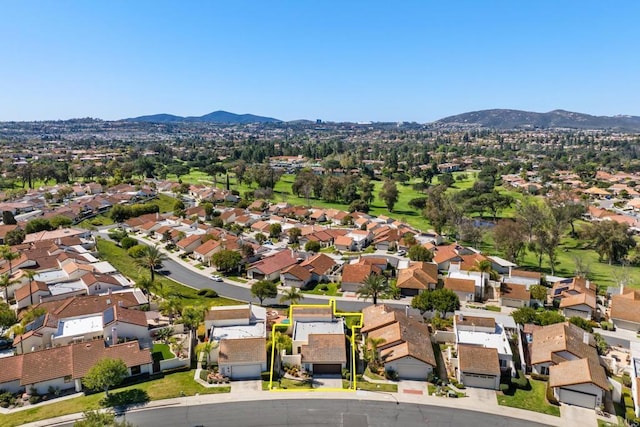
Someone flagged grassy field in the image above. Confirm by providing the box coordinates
[96,239,243,307]
[0,370,230,427]
[497,379,560,417]
[153,193,179,213]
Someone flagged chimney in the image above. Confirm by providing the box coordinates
[620,282,625,295]
[112,327,118,344]
[583,331,590,345]
[405,305,409,317]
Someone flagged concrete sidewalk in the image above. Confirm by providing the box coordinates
[22,382,590,427]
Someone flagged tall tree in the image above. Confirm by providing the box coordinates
[378,179,399,212]
[82,358,128,397]
[23,269,37,306]
[356,273,390,306]
[1,246,19,276]
[135,245,167,285]
[251,280,278,305]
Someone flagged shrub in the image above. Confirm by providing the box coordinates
[385,369,399,381]
[512,370,529,389]
[623,373,633,387]
[127,244,147,258]
[485,305,501,312]
[341,368,350,379]
[499,383,510,393]
[197,289,218,298]
[120,237,138,249]
[530,372,549,381]
[29,395,41,405]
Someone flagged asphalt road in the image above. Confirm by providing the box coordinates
[161,257,410,312]
[109,399,548,427]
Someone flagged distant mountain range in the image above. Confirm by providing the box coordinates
[433,109,640,131]
[124,110,281,124]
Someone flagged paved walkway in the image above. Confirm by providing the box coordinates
[22,380,595,427]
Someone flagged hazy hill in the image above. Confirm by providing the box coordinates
[433,109,640,131]
[125,110,281,124]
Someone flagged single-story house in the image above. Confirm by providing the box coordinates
[218,337,267,380]
[500,282,531,308]
[456,344,501,390]
[548,357,608,408]
[610,289,640,332]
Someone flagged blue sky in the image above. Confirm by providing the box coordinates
[1,1,639,122]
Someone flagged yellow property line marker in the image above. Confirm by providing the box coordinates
[268,298,363,392]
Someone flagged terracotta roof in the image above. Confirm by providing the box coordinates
[396,262,438,290]
[458,344,500,376]
[362,304,403,333]
[549,357,609,391]
[109,304,148,327]
[444,277,475,293]
[341,263,380,284]
[559,292,596,310]
[299,253,336,276]
[193,238,220,256]
[72,341,152,379]
[301,334,346,364]
[501,283,531,301]
[291,306,333,320]
[20,345,73,385]
[432,244,462,265]
[177,234,202,249]
[0,354,23,383]
[456,315,495,329]
[206,306,251,321]
[334,235,353,247]
[510,269,541,280]
[610,290,640,324]
[363,305,436,367]
[14,280,49,302]
[456,253,489,272]
[218,337,266,364]
[530,322,598,365]
[44,293,140,318]
[281,264,312,281]
[248,250,298,276]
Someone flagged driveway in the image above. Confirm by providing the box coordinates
[561,404,597,427]
[312,375,343,389]
[230,380,262,394]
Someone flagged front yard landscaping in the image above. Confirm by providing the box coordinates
[497,379,560,417]
[344,375,398,392]
[0,370,230,427]
[302,282,343,296]
[263,378,314,390]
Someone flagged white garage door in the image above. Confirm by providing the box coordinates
[559,388,596,408]
[462,373,497,390]
[396,364,429,381]
[231,364,262,379]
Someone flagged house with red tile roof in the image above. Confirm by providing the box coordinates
[340,262,381,293]
[396,262,438,296]
[0,340,152,395]
[247,249,299,282]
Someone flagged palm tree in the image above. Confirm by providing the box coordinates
[279,286,303,306]
[136,245,168,285]
[365,337,386,372]
[135,276,160,305]
[356,273,390,306]
[0,273,18,302]
[196,340,219,368]
[23,270,37,306]
[159,297,183,324]
[470,259,499,281]
[1,247,19,276]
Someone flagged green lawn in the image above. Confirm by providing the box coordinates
[96,239,243,307]
[0,370,229,427]
[497,379,560,417]
[263,378,314,390]
[77,214,115,229]
[347,376,398,392]
[302,282,343,296]
[152,343,174,360]
[153,193,179,213]
[515,225,640,290]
